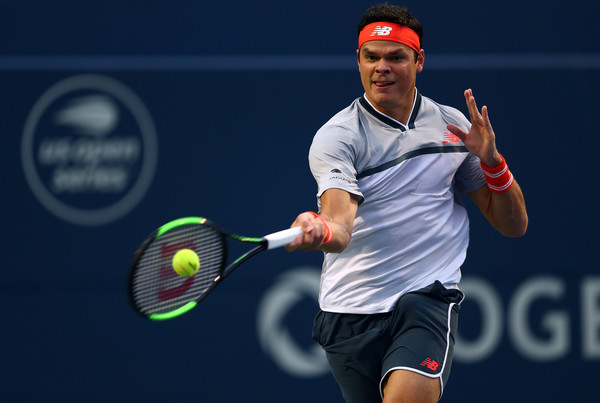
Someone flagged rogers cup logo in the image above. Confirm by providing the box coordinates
[21,75,158,226]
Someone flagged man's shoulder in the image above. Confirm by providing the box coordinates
[420,94,463,115]
[326,97,363,124]
[316,98,363,136]
[419,94,470,128]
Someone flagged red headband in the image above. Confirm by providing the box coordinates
[358,22,420,52]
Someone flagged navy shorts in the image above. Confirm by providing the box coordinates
[312,281,464,402]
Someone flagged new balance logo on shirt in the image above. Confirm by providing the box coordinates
[370,25,393,36]
[442,131,461,143]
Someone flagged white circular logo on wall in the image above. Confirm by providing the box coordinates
[257,267,329,378]
[21,74,158,226]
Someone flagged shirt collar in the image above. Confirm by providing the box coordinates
[359,89,422,131]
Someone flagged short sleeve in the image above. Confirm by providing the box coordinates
[455,152,486,194]
[309,123,364,204]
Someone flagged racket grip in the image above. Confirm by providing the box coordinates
[264,227,304,250]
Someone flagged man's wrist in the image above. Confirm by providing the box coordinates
[480,152,503,169]
[480,154,514,193]
[306,212,333,245]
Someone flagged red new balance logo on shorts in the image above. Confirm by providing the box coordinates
[420,357,439,371]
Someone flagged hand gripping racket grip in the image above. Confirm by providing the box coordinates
[264,227,304,250]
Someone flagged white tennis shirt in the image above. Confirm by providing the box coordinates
[310,90,486,314]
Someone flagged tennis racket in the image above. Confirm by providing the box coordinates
[128,216,303,321]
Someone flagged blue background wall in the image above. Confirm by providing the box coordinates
[2,0,599,401]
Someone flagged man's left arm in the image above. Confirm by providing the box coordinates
[468,182,528,237]
[447,89,528,237]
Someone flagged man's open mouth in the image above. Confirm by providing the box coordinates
[373,81,395,88]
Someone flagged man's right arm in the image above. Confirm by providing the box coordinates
[286,188,358,253]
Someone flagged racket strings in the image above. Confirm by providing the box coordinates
[131,224,226,315]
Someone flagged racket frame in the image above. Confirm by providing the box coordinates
[128,217,302,321]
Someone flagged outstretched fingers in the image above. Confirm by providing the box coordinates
[446,123,467,142]
[465,89,484,126]
[481,105,494,132]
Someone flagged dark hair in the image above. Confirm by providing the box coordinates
[357,3,423,50]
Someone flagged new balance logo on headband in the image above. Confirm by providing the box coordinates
[370,25,393,36]
[359,22,421,52]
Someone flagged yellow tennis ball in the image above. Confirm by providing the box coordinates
[172,249,200,277]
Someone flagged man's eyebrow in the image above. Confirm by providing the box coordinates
[361,45,409,55]
[360,47,382,56]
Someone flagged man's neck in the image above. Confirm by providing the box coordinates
[364,88,417,127]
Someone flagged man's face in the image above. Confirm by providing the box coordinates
[357,41,424,120]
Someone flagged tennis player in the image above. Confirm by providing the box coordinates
[286,3,528,402]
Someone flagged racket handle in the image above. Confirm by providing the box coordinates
[264,227,304,250]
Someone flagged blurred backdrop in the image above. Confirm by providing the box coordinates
[1,0,599,401]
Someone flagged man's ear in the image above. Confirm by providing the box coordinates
[416,49,425,73]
